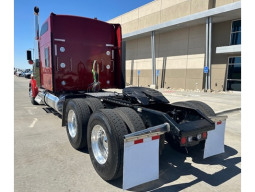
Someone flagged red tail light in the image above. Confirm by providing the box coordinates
[202,132,207,139]
[181,137,186,144]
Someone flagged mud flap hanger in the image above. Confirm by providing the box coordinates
[123,123,170,190]
[124,123,170,142]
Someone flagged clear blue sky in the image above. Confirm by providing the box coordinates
[14,0,153,70]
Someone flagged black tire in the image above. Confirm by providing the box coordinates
[83,98,104,113]
[172,101,215,117]
[114,107,146,133]
[65,99,91,149]
[114,107,167,155]
[170,101,215,152]
[186,100,216,116]
[87,109,128,181]
[29,86,38,105]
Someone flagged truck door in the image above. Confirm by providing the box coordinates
[40,43,53,91]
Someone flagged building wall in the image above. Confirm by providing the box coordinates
[108,0,241,34]
[109,0,214,35]
[126,24,206,90]
[215,0,241,7]
[108,0,241,90]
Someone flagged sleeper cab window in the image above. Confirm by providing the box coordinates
[40,21,48,36]
[45,47,49,67]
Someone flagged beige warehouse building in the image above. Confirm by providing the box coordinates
[108,0,241,91]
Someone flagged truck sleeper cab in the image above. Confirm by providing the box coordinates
[28,9,124,95]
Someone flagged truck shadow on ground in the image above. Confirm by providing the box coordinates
[108,143,241,192]
[42,107,62,119]
[41,106,89,153]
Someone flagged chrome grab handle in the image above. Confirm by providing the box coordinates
[56,57,59,71]
[70,58,72,71]
[111,60,114,72]
[124,123,170,142]
[112,50,114,60]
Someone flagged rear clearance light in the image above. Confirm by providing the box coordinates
[196,133,202,140]
[187,136,193,143]
[181,137,186,144]
[202,132,207,139]
[181,133,206,144]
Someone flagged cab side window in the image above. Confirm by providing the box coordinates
[45,47,49,67]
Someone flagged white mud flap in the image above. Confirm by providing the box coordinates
[204,117,227,159]
[123,123,170,190]
[123,136,159,190]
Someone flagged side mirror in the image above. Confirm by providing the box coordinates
[27,50,34,65]
[27,50,32,60]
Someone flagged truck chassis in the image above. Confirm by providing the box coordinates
[31,86,222,182]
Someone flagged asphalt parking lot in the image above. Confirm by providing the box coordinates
[14,76,241,192]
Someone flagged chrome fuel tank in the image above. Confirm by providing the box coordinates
[44,93,66,114]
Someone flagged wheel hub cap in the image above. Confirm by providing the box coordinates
[91,125,108,164]
[67,110,77,138]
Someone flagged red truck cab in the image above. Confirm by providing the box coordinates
[35,12,123,93]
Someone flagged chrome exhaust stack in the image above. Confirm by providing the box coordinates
[34,6,40,40]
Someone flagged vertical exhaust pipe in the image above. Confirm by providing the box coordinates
[34,6,39,40]
[33,6,40,85]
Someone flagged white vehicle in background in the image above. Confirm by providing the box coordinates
[16,71,24,77]
[24,71,33,79]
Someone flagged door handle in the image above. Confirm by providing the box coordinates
[111,60,114,72]
[70,58,72,71]
[101,59,104,72]
[56,57,59,71]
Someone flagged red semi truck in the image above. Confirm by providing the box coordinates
[26,6,227,190]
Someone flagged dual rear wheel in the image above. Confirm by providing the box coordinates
[65,99,145,181]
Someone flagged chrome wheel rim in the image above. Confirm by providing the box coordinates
[91,125,108,164]
[67,110,77,138]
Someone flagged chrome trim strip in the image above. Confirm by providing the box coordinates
[54,39,65,42]
[124,123,170,142]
